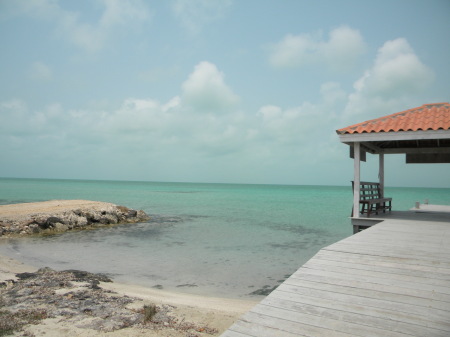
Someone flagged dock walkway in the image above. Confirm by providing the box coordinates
[221,218,450,336]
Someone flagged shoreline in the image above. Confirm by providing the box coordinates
[0,200,257,336]
[0,254,257,336]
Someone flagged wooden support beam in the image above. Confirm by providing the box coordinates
[353,142,361,218]
[384,147,450,154]
[361,142,383,154]
[379,154,384,197]
[350,144,366,161]
[406,153,450,163]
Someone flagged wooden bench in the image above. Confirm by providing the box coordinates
[353,181,392,217]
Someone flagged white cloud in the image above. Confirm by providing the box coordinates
[103,98,170,136]
[172,0,232,35]
[99,0,148,27]
[0,60,341,168]
[269,33,318,68]
[269,26,366,71]
[30,61,52,81]
[322,26,367,71]
[8,0,151,52]
[0,46,439,184]
[343,38,435,120]
[320,82,346,106]
[0,99,66,138]
[181,61,239,113]
[257,102,330,147]
[0,62,245,163]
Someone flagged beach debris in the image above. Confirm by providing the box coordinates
[0,308,47,336]
[0,267,218,336]
[142,304,158,322]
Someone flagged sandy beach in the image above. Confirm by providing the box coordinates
[0,201,257,336]
[0,255,256,336]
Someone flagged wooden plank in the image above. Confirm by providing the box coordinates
[339,228,450,244]
[293,261,450,294]
[316,247,450,270]
[313,250,450,278]
[233,311,361,337]
[323,244,450,266]
[326,244,450,257]
[321,247,450,269]
[280,278,450,312]
[336,225,449,240]
[301,259,450,287]
[290,267,450,298]
[365,223,450,235]
[361,221,449,232]
[351,220,449,231]
[250,304,413,337]
[351,230,450,243]
[278,282,450,323]
[228,319,308,337]
[220,331,253,337]
[221,218,450,337]
[307,251,450,274]
[366,226,450,236]
[342,231,450,247]
[261,294,448,336]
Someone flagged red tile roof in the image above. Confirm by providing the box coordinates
[337,103,450,134]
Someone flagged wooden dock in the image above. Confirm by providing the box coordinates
[221,217,450,336]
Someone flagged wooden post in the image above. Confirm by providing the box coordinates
[379,154,384,197]
[353,142,361,218]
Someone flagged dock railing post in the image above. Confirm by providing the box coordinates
[353,142,361,218]
[379,154,384,197]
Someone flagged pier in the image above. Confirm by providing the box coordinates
[221,212,450,336]
[222,104,450,336]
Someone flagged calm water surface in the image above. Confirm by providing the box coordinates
[0,178,448,298]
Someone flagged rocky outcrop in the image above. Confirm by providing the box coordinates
[0,201,150,237]
[0,267,218,334]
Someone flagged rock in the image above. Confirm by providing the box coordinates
[62,270,112,283]
[1,267,219,335]
[46,216,62,226]
[16,272,38,280]
[116,205,129,213]
[137,210,148,220]
[0,201,150,237]
[126,210,137,218]
[76,216,88,227]
[54,223,69,232]
[38,267,55,273]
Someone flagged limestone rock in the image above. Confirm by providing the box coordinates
[0,200,150,237]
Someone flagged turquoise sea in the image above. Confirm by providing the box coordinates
[0,178,449,299]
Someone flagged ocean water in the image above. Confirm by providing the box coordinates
[0,178,449,299]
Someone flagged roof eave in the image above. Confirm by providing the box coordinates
[338,129,450,143]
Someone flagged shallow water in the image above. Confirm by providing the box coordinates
[0,178,449,298]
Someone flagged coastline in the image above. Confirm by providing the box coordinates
[0,200,257,336]
[0,254,257,336]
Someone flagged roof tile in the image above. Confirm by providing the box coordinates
[337,103,450,134]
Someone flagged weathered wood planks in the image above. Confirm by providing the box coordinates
[221,219,450,337]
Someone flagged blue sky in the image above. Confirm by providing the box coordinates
[1,0,449,187]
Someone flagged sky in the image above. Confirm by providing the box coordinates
[0,0,449,188]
